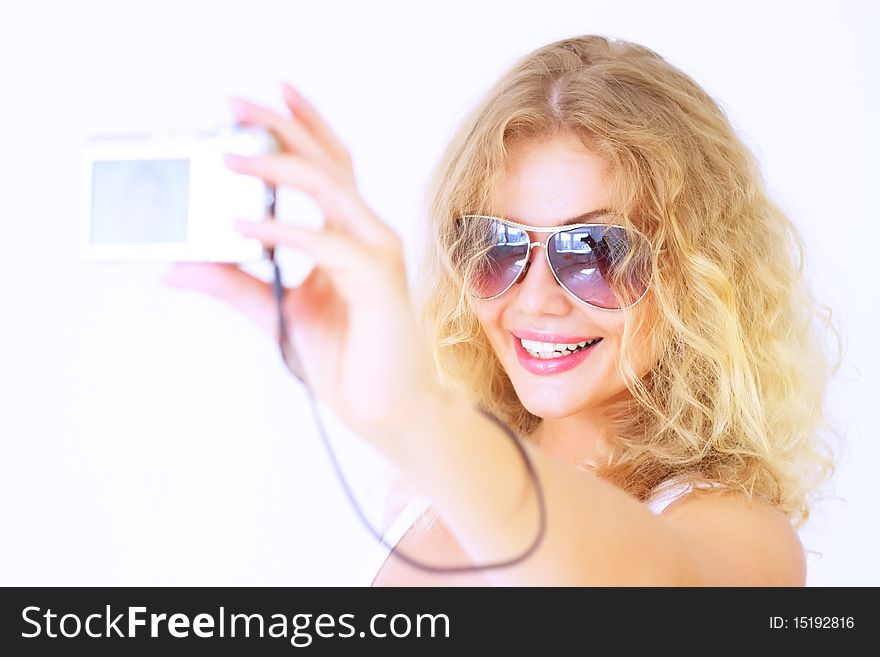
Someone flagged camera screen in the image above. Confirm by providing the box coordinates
[90,159,190,244]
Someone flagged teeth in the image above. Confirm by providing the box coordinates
[519,337,600,359]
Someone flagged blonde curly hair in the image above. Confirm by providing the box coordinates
[412,35,839,528]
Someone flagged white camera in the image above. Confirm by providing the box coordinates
[80,125,280,263]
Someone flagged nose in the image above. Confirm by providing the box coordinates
[511,242,572,315]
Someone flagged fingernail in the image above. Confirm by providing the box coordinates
[281,83,302,104]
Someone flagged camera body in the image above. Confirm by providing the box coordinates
[80,125,279,263]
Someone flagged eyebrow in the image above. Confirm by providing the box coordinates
[560,208,614,225]
[458,208,616,231]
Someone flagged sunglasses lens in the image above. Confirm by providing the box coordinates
[470,220,530,298]
[547,225,651,309]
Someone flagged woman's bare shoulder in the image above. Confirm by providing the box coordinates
[660,488,806,586]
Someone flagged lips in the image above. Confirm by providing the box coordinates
[512,333,602,376]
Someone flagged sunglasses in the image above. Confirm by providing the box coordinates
[459,213,652,311]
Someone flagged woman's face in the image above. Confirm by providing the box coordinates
[473,133,654,421]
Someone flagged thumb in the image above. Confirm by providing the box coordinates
[234,220,396,309]
[160,262,278,339]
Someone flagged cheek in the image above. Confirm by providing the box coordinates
[472,298,502,331]
[472,300,507,356]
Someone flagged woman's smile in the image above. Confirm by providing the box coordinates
[512,332,604,376]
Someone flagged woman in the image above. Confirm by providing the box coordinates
[163,35,836,586]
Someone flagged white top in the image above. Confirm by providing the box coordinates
[364,478,720,585]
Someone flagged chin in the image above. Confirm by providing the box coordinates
[509,379,602,418]
[507,356,635,415]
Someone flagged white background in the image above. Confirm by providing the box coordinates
[0,0,876,585]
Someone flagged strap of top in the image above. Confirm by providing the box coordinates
[647,479,724,515]
[379,495,431,551]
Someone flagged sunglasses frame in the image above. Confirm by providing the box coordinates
[459,213,653,312]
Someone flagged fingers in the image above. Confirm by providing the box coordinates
[229,96,338,173]
[280,83,353,167]
[224,152,393,246]
[223,85,405,294]
[160,262,279,339]
[233,220,400,308]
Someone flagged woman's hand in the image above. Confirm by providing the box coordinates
[161,83,444,454]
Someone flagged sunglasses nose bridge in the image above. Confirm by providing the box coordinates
[511,240,548,286]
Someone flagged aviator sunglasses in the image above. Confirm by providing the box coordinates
[460,211,653,311]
